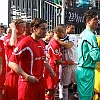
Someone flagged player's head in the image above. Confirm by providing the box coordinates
[45,30,54,42]
[66,22,75,34]
[54,24,66,39]
[84,10,98,30]
[0,25,4,35]
[12,18,26,35]
[6,28,12,35]
[31,18,47,39]
[23,22,31,36]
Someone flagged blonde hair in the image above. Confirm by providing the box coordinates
[12,18,25,26]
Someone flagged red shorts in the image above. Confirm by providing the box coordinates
[4,72,19,100]
[0,73,5,90]
[44,66,59,89]
[18,77,45,100]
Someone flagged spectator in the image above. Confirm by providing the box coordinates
[66,0,73,8]
[77,0,92,9]
[95,0,100,9]
[54,0,58,4]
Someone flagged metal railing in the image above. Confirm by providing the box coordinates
[8,0,62,31]
[8,0,100,34]
[43,0,62,30]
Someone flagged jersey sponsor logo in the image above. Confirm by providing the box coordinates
[35,56,45,60]
[14,47,19,53]
[35,57,41,60]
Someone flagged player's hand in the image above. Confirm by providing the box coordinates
[26,75,39,83]
[0,66,2,75]
[68,60,74,65]
[55,37,59,41]
[46,53,50,58]
[9,22,16,30]
[50,69,56,78]
[54,35,59,41]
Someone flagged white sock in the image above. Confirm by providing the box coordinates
[59,83,63,99]
[63,88,68,100]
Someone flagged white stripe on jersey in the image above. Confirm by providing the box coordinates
[12,47,34,75]
[48,46,60,55]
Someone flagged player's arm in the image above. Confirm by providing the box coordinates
[56,38,74,49]
[0,57,2,75]
[9,62,39,83]
[48,43,74,65]
[9,23,17,46]
[54,59,74,65]
[44,60,56,77]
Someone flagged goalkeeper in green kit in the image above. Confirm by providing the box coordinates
[76,10,100,100]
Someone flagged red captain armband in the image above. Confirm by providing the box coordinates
[65,61,69,65]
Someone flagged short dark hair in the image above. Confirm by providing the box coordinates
[31,18,47,28]
[0,25,4,29]
[66,22,75,28]
[54,24,65,33]
[84,10,98,23]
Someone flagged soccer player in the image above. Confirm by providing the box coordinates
[23,22,31,36]
[44,24,74,100]
[59,22,78,100]
[4,18,26,100]
[9,18,56,100]
[0,40,6,100]
[76,10,100,100]
[0,25,6,40]
[43,30,54,45]
[6,27,12,36]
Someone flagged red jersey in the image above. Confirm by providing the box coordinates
[4,35,25,100]
[10,36,46,80]
[0,40,6,74]
[44,38,62,89]
[4,34,25,73]
[0,40,6,89]
[47,38,62,67]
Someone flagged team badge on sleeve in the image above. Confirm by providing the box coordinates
[14,47,19,53]
[55,49,59,53]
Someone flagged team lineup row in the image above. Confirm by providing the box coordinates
[0,9,100,100]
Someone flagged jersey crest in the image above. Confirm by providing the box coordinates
[14,47,19,53]
[55,49,59,53]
